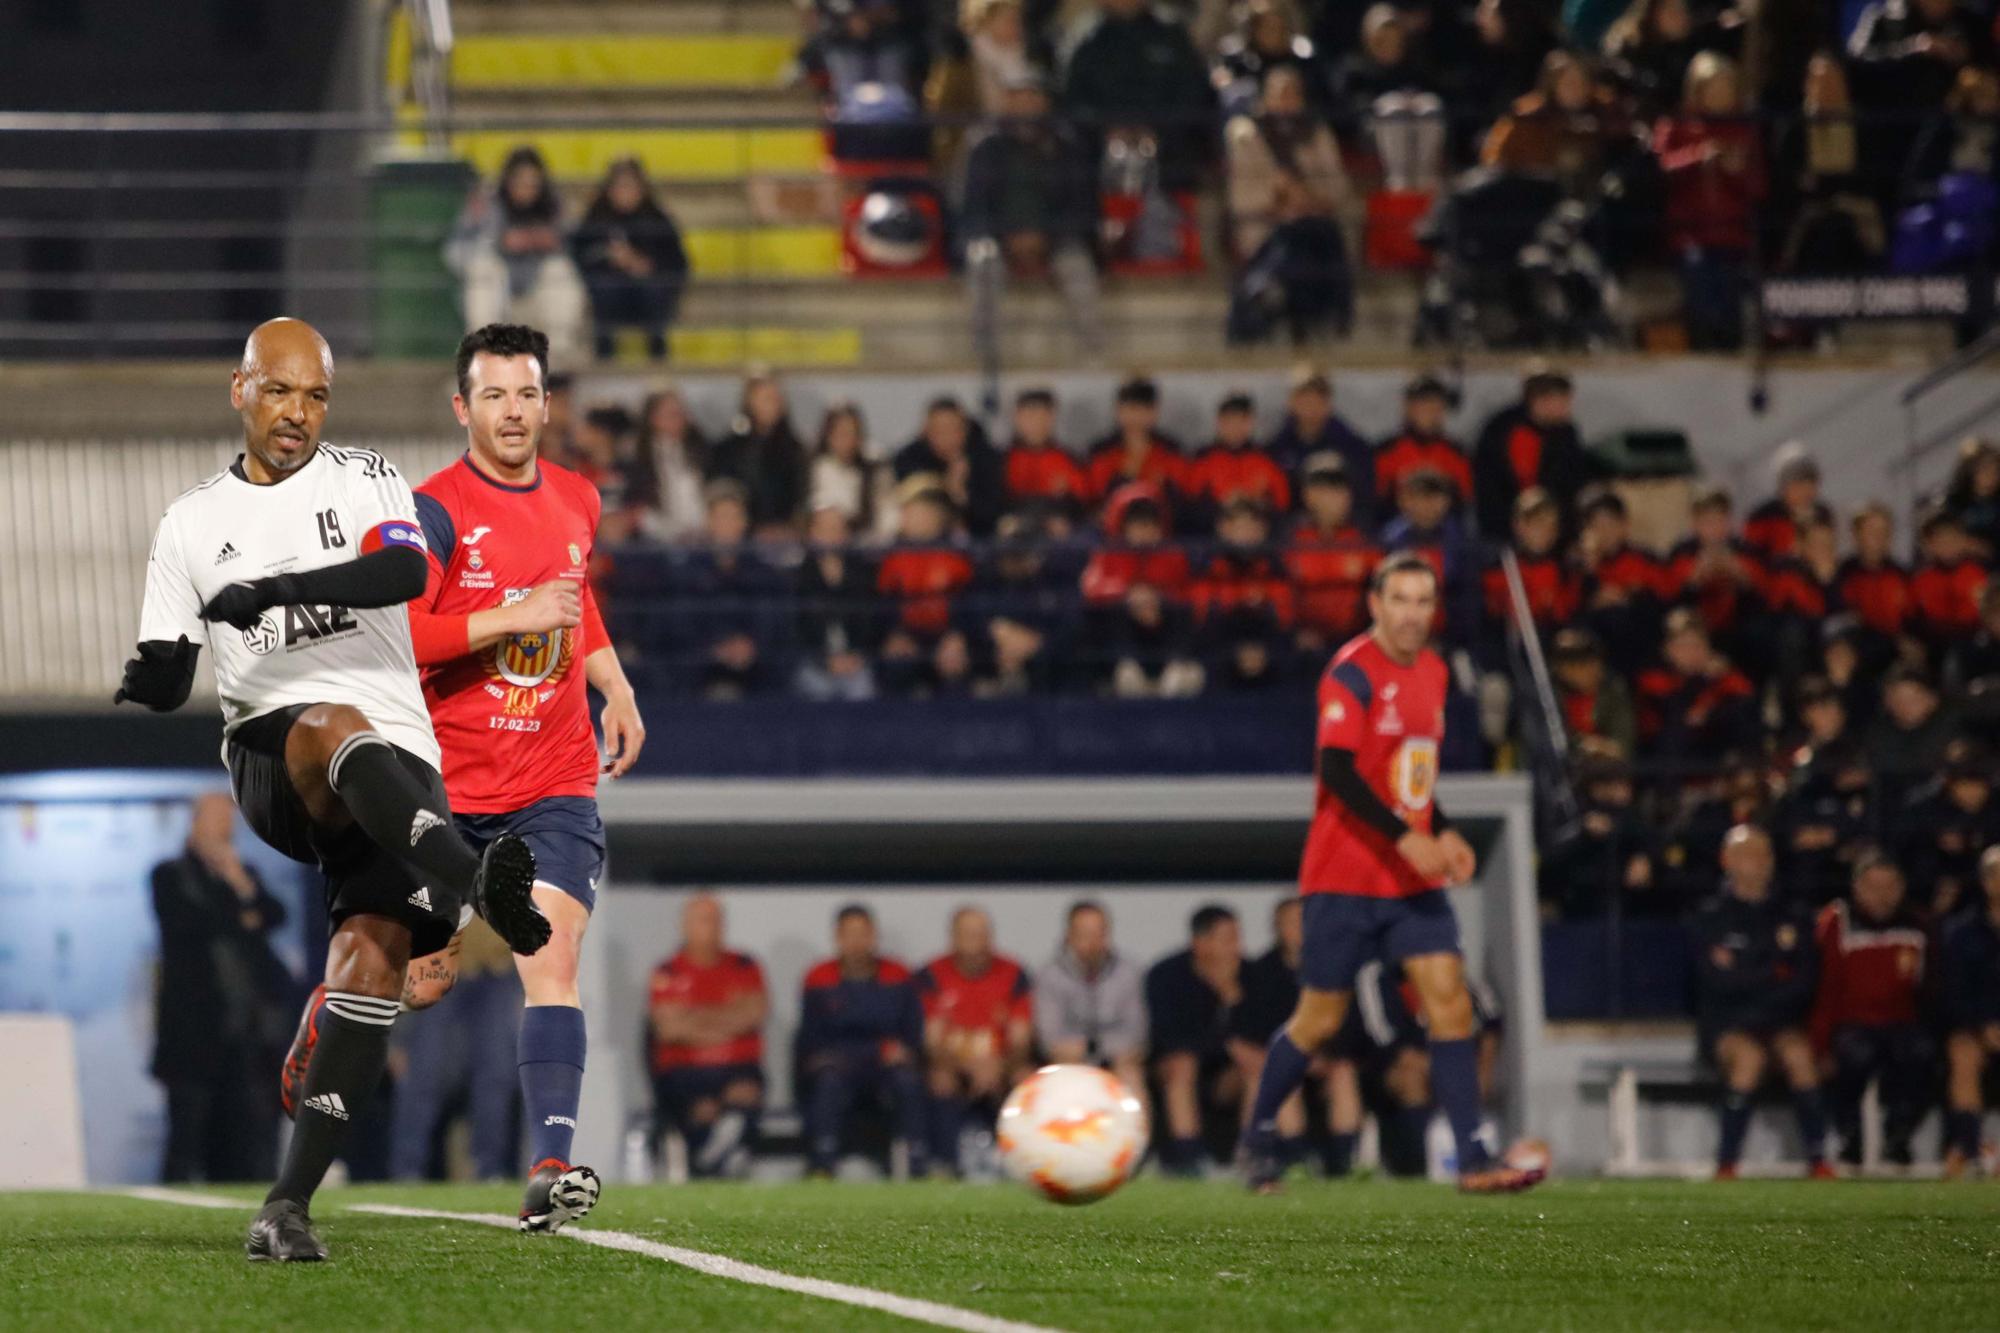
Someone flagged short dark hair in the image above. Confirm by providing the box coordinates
[1578,483,1626,520]
[1217,391,1255,416]
[1016,388,1056,410]
[1116,376,1160,407]
[925,395,965,419]
[1372,549,1439,593]
[1190,904,1237,938]
[1882,662,1936,693]
[835,903,873,927]
[1851,847,1901,882]
[455,323,550,400]
[1066,898,1105,925]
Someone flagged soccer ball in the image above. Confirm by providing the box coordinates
[996,1064,1148,1205]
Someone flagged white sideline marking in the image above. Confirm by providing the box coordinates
[351,1203,1067,1333]
[121,1187,246,1210]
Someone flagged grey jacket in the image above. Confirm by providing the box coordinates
[1033,947,1148,1062]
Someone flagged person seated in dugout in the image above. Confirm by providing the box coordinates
[798,904,928,1177]
[1146,905,1247,1176]
[647,895,768,1179]
[916,907,1034,1177]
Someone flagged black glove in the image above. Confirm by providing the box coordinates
[200,579,280,631]
[113,635,200,711]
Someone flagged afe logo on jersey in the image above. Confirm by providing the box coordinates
[283,603,360,648]
[243,614,281,656]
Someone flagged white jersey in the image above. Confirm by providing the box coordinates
[138,443,442,769]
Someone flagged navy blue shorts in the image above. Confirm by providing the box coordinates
[653,1062,765,1117]
[1299,890,1461,993]
[455,796,605,912]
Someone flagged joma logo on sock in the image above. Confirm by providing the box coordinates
[544,1115,577,1129]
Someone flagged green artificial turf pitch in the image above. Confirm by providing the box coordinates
[2,1179,1995,1331]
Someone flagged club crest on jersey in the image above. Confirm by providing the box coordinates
[568,542,582,566]
[490,586,574,690]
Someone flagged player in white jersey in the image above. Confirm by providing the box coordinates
[116,319,551,1263]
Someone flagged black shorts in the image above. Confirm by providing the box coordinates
[227,704,465,959]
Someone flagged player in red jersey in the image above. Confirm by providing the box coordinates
[276,324,644,1233]
[917,907,1034,1175]
[1238,552,1543,1193]
[648,894,768,1178]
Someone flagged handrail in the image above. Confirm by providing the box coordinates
[1899,321,2000,407]
[1500,547,1578,824]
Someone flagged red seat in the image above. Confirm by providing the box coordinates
[1364,189,1435,271]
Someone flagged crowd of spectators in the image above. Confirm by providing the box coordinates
[644,894,1505,1179]
[789,0,2000,352]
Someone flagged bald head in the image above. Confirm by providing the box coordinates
[681,893,724,959]
[231,318,333,480]
[188,791,236,858]
[1720,823,1774,901]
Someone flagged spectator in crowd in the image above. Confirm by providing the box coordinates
[647,895,768,1179]
[796,506,882,702]
[1692,824,1833,1180]
[1575,484,1666,676]
[1187,392,1292,523]
[1847,0,1994,118]
[1635,607,1759,765]
[894,397,1007,538]
[799,904,928,1177]
[1783,672,1852,762]
[1037,900,1149,1099]
[1193,499,1295,690]
[877,484,977,697]
[1216,65,1360,340]
[540,370,576,463]
[1473,365,1592,540]
[810,401,896,543]
[1088,378,1189,509]
[1268,369,1372,513]
[1332,4,1447,189]
[1286,458,1380,652]
[1663,484,1766,673]
[1942,437,2000,558]
[1836,502,1914,673]
[1772,53,1884,280]
[1062,0,1216,191]
[570,158,688,362]
[918,907,1034,1175]
[967,508,1075,695]
[964,0,1042,116]
[447,145,589,364]
[1602,0,1741,118]
[1378,468,1483,648]
[1550,627,1638,758]
[962,73,1104,384]
[1765,513,1843,688]
[1894,738,2000,915]
[390,921,521,1183]
[1939,845,2000,1177]
[150,793,291,1183]
[1666,756,1775,904]
[1955,581,2000,699]
[708,371,809,536]
[625,388,709,543]
[1480,51,1635,205]
[805,0,921,102]
[1373,373,1472,513]
[1003,388,1091,511]
[1775,738,1878,908]
[1461,0,1564,127]
[1743,444,1830,562]
[1481,487,1581,645]
[678,482,785,698]
[1867,663,1957,813]
[1146,904,1246,1175]
[1809,853,1931,1167]
[1227,898,1321,1170]
[1541,752,1660,918]
[1213,0,1322,118]
[1909,506,1986,668]
[1654,52,1764,351]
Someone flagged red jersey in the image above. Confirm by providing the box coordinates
[1807,901,1924,1054]
[1910,558,1986,642]
[1286,523,1381,639]
[917,953,1032,1059]
[647,950,766,1073]
[1087,435,1187,500]
[410,456,607,813]
[1481,550,1580,629]
[1186,445,1292,513]
[1299,634,1448,899]
[1080,545,1192,604]
[1372,433,1473,507]
[1836,557,1912,638]
[876,546,974,637]
[1191,550,1296,627]
[1005,443,1092,504]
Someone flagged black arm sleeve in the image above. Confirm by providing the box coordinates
[1431,801,1453,835]
[1318,746,1410,842]
[266,545,427,610]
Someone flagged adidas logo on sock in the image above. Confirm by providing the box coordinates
[409,809,446,846]
[214,541,241,565]
[302,1092,350,1121]
[408,885,433,911]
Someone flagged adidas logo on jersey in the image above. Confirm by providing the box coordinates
[409,809,446,846]
[408,886,433,911]
[302,1092,349,1121]
[214,542,241,565]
